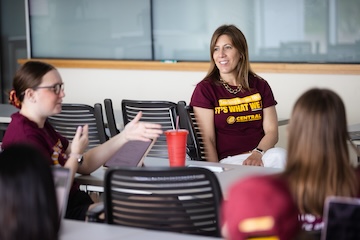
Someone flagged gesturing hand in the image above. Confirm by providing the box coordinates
[122,111,163,142]
[70,125,89,155]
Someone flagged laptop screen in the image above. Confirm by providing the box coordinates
[104,139,155,168]
[321,196,360,240]
[52,167,71,220]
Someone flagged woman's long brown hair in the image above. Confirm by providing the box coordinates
[284,88,358,216]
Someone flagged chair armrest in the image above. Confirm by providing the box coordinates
[86,202,105,223]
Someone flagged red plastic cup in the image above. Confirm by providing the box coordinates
[165,129,188,167]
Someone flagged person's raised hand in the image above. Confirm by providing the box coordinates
[70,125,89,155]
[122,111,163,142]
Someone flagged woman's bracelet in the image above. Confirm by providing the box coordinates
[252,147,264,156]
[68,153,84,165]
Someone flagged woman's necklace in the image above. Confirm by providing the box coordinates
[220,78,242,94]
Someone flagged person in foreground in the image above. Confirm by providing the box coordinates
[190,24,285,168]
[0,144,59,240]
[2,60,163,221]
[283,88,360,231]
[221,175,304,240]
[221,88,360,239]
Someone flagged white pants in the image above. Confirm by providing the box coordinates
[220,147,287,169]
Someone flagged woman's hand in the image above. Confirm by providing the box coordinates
[243,152,264,167]
[70,125,89,155]
[122,111,163,141]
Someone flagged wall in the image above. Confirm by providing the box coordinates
[58,67,360,160]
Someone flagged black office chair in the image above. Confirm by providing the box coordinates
[104,98,120,137]
[48,103,108,150]
[121,99,178,159]
[177,101,206,161]
[103,166,223,237]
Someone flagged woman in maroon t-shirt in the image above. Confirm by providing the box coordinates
[3,61,163,220]
[190,24,285,167]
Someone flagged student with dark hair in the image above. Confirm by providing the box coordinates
[2,60,163,220]
[0,144,59,240]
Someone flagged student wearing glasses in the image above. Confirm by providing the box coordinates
[2,61,163,221]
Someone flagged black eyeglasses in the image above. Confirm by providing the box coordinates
[34,83,64,95]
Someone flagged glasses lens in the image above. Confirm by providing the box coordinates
[54,83,64,94]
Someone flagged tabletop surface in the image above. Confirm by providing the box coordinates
[71,160,282,239]
[75,157,283,197]
[61,219,221,240]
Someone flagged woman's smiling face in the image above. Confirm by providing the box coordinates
[213,34,241,76]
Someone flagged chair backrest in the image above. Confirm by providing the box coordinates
[177,101,206,161]
[121,99,177,159]
[48,103,108,150]
[104,166,223,237]
[104,98,120,137]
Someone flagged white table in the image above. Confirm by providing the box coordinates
[76,157,282,197]
[61,219,220,240]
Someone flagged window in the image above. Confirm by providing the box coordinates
[28,0,360,63]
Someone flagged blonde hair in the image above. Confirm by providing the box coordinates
[284,88,358,216]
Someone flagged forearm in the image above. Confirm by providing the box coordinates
[204,138,219,162]
[256,129,278,152]
[259,106,279,152]
[78,133,128,174]
[63,155,80,184]
[73,111,162,175]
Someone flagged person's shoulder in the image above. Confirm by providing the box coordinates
[250,72,269,85]
[11,113,39,131]
[192,78,219,95]
[5,113,44,142]
[196,78,216,87]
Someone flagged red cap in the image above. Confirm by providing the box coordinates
[221,175,300,240]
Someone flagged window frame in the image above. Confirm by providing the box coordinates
[18,59,360,75]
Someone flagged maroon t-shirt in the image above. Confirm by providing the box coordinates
[190,74,277,160]
[2,112,94,219]
[2,112,69,166]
